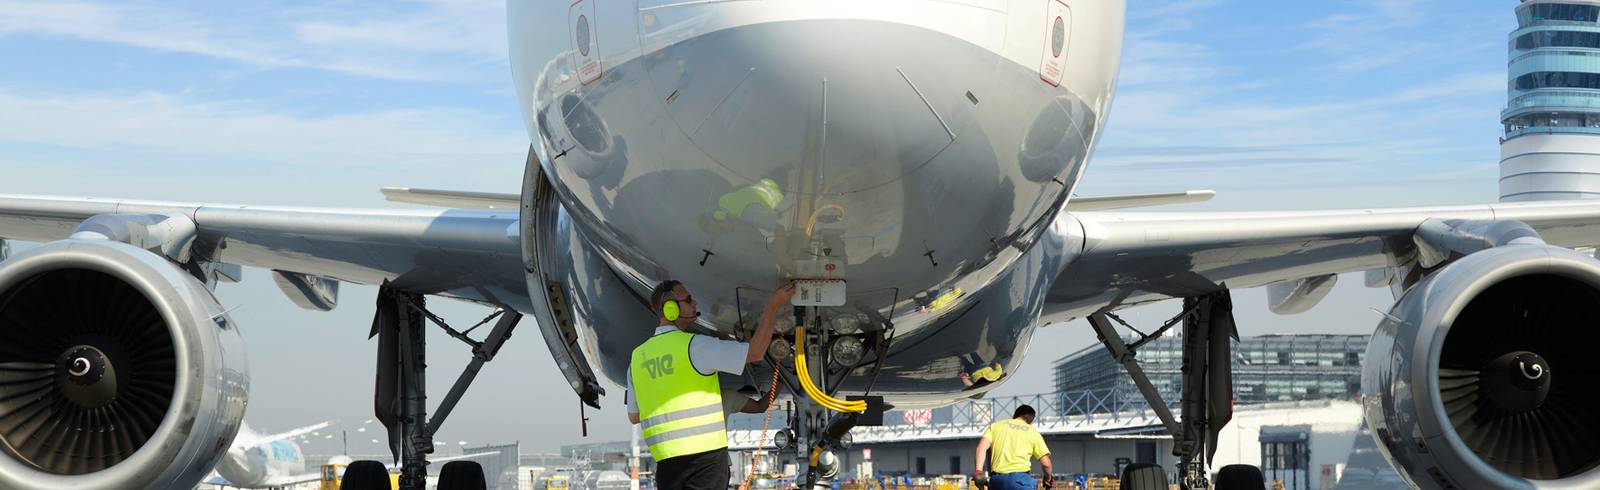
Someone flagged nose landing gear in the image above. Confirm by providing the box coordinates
[776,306,889,490]
[781,397,886,489]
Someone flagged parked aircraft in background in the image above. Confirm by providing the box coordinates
[206,422,331,489]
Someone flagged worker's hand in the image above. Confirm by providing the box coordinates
[1041,474,1054,489]
[768,282,797,307]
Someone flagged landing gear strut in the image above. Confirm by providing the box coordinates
[788,398,846,490]
[781,305,882,490]
[1089,290,1236,490]
[372,284,523,490]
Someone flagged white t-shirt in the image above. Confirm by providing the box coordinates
[626,325,749,414]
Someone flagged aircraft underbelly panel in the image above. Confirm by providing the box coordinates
[513,5,1113,348]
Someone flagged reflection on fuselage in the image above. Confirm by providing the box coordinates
[508,0,1125,405]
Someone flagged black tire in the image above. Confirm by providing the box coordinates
[340,460,392,490]
[1214,464,1266,490]
[438,460,488,490]
[1120,463,1169,490]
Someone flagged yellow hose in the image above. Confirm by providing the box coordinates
[794,325,866,412]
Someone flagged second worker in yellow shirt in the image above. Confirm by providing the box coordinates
[975,405,1054,490]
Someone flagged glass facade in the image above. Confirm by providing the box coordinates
[1515,30,1600,49]
[1505,2,1600,139]
[1519,3,1600,25]
[1261,426,1314,490]
[1502,2,1600,202]
[1052,334,1368,405]
[1516,71,1600,90]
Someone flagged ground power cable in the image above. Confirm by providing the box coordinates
[794,325,866,412]
[738,366,783,490]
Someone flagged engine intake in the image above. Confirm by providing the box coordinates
[0,239,247,490]
[1365,244,1600,489]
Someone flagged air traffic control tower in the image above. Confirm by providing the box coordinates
[1502,0,1600,201]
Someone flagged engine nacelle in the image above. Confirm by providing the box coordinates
[0,239,248,490]
[1365,244,1600,489]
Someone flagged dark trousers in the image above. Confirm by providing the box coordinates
[655,447,730,490]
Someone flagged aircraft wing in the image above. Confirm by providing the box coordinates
[1044,199,1600,320]
[0,193,528,311]
[1062,189,1216,211]
[380,187,520,210]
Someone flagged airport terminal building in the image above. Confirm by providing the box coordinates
[1053,334,1368,406]
[726,334,1376,489]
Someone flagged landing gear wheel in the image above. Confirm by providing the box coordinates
[1213,464,1265,490]
[1119,463,1169,490]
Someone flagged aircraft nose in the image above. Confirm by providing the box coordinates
[641,17,999,194]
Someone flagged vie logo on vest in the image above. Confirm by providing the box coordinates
[642,354,675,378]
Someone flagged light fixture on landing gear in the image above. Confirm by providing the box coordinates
[835,432,853,450]
[830,337,864,367]
[769,337,793,360]
[774,316,796,335]
[830,315,864,335]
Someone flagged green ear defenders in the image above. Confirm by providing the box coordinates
[662,299,680,321]
[654,280,685,322]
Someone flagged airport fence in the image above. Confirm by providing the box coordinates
[730,387,1181,436]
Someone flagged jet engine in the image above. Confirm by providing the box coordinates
[0,239,247,490]
[1364,244,1600,489]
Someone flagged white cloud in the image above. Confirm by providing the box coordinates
[0,87,528,204]
[0,2,290,66]
[292,0,506,60]
[0,89,524,158]
[1117,38,1221,87]
[0,0,506,81]
[1088,2,1509,207]
[1295,0,1503,75]
[1129,0,1231,22]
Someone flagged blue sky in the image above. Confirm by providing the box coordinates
[0,0,1517,454]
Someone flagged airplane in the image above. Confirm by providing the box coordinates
[0,1,1595,489]
[205,422,332,489]
[199,419,502,489]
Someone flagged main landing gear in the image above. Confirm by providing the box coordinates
[1088,290,1237,490]
[371,284,524,490]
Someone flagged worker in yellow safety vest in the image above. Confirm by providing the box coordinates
[627,279,796,490]
[974,405,1054,490]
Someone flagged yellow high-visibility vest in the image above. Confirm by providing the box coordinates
[632,330,727,461]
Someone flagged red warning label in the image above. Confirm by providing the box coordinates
[1038,0,1071,87]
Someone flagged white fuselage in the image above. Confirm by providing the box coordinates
[506,0,1125,400]
[213,425,307,489]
